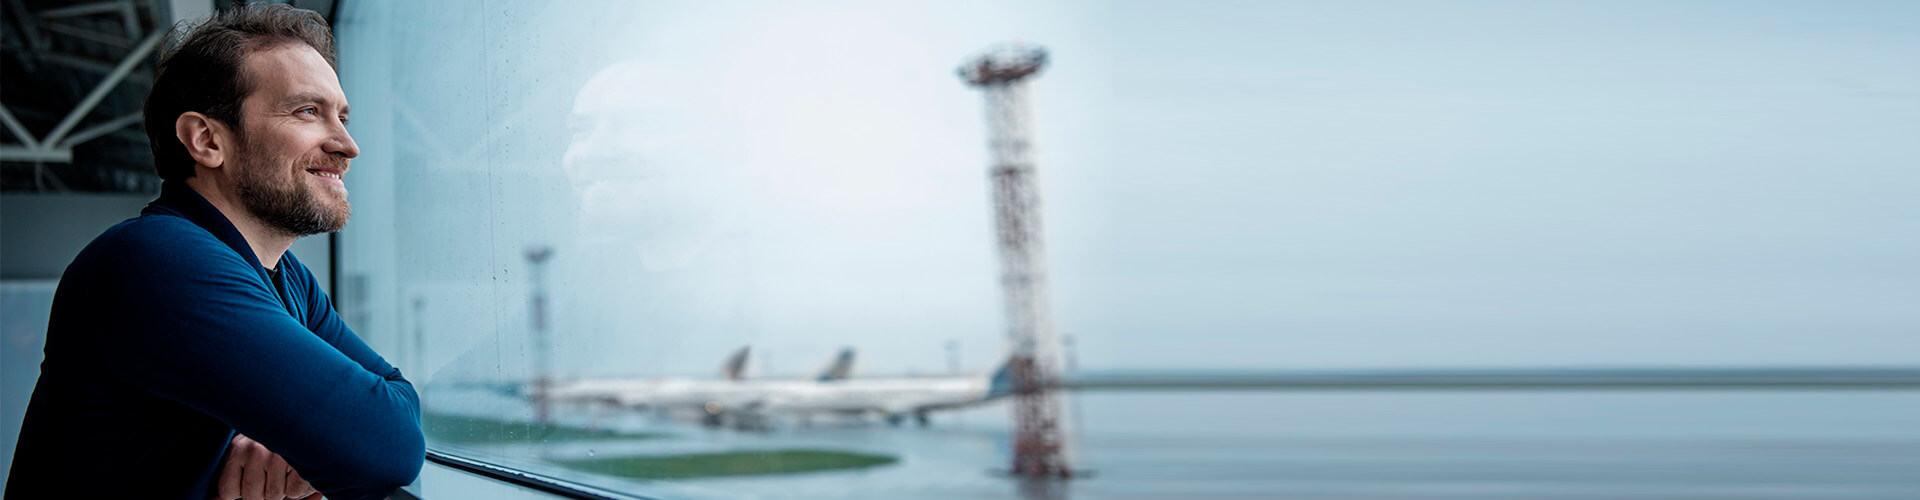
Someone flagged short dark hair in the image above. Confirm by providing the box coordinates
[143,3,338,181]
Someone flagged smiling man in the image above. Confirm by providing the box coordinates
[5,5,422,500]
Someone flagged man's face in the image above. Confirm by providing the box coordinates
[229,43,358,237]
[563,61,739,270]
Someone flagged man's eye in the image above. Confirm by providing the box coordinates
[298,107,319,116]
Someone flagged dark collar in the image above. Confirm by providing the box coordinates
[144,180,272,280]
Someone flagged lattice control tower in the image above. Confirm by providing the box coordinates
[959,44,1074,478]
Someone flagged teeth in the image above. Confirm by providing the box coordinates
[312,171,342,180]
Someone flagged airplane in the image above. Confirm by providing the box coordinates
[539,346,1017,429]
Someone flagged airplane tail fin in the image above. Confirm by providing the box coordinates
[722,346,751,381]
[816,347,857,382]
[450,380,528,400]
[986,355,1023,398]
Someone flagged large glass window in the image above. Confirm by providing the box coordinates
[333,1,1920,498]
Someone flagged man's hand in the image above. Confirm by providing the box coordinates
[215,433,321,500]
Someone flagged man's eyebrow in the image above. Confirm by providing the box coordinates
[276,92,345,113]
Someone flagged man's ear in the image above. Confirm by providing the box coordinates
[175,112,229,170]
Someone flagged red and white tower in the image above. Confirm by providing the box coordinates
[959,44,1073,478]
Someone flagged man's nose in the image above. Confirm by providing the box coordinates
[327,121,360,159]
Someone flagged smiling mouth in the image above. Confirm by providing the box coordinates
[308,170,342,180]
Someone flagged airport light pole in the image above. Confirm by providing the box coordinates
[526,246,554,425]
[959,43,1074,478]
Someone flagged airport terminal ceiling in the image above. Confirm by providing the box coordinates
[0,0,335,193]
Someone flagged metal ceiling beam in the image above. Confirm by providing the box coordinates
[2,0,168,193]
[0,146,74,163]
[0,104,40,148]
[2,28,159,167]
[5,0,49,53]
[47,22,134,48]
[147,0,169,33]
[119,0,142,38]
[57,112,142,148]
[39,1,124,19]
[0,11,39,73]
[42,30,163,148]
[39,51,126,74]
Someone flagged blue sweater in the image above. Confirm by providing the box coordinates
[6,181,423,500]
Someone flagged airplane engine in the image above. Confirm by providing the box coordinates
[702,400,726,428]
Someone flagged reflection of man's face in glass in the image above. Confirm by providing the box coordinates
[562,61,732,270]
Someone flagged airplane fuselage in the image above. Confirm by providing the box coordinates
[545,374,1001,422]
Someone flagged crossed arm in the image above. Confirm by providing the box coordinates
[216,433,322,500]
[88,229,424,500]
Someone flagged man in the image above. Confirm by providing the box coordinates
[5,5,422,500]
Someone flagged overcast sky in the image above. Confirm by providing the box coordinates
[338,1,1920,379]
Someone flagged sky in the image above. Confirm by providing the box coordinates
[334,0,1920,380]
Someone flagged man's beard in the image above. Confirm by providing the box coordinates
[231,144,351,237]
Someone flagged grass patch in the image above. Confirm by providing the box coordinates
[423,412,670,445]
[553,450,898,479]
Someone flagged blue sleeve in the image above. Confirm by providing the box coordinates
[286,254,408,384]
[84,221,423,500]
